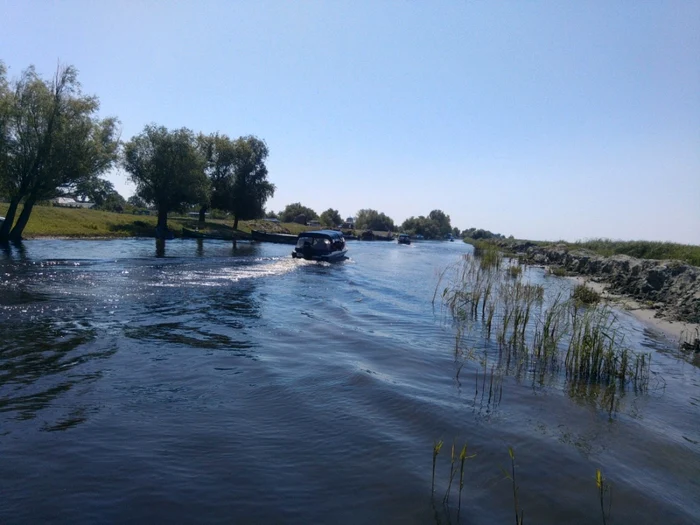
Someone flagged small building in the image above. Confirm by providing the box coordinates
[341,217,355,229]
[308,219,321,227]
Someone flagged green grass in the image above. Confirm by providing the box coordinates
[572,284,601,305]
[572,238,700,266]
[0,203,316,239]
[465,236,700,267]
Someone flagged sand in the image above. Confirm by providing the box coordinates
[570,276,699,344]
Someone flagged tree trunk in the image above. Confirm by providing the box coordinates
[198,206,207,226]
[0,196,21,241]
[233,215,239,231]
[9,197,36,242]
[157,207,168,230]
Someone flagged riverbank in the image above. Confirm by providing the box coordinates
[465,238,700,346]
[0,204,313,240]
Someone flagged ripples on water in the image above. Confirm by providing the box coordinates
[0,238,698,524]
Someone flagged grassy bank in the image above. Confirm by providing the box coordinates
[0,203,312,239]
[464,237,700,266]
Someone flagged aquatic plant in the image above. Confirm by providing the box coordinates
[508,264,523,278]
[457,443,476,520]
[431,439,443,496]
[572,284,601,305]
[437,254,653,416]
[548,266,567,277]
[596,468,612,525]
[503,447,524,525]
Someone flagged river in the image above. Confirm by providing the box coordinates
[0,238,698,524]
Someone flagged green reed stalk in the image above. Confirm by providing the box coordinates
[431,440,443,497]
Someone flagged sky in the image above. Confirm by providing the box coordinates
[1,0,699,243]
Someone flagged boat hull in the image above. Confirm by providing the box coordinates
[292,249,347,262]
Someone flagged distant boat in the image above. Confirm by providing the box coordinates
[398,234,411,245]
[292,230,347,262]
[251,230,298,245]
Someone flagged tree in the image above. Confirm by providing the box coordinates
[320,208,341,227]
[123,125,208,235]
[199,134,274,229]
[279,203,318,223]
[401,215,440,239]
[72,177,116,206]
[355,208,395,231]
[428,209,453,236]
[127,195,146,208]
[0,63,120,241]
[264,209,278,219]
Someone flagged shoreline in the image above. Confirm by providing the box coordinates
[568,275,699,343]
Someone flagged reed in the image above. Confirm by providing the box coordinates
[431,439,443,496]
[596,468,612,525]
[506,447,524,525]
[507,263,523,278]
[437,254,653,416]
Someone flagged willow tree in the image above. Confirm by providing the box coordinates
[123,125,208,235]
[202,134,274,230]
[0,63,120,241]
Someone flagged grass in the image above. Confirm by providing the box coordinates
[465,236,700,267]
[572,284,601,305]
[572,238,700,266]
[548,266,567,277]
[0,203,315,239]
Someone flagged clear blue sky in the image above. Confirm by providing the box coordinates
[2,0,699,243]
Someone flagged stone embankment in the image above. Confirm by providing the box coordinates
[515,244,700,326]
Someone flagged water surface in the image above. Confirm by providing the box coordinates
[0,238,698,523]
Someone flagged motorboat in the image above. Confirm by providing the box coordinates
[398,234,411,245]
[292,230,347,262]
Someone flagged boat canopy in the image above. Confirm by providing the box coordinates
[297,230,345,240]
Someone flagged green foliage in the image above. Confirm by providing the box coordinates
[127,195,146,208]
[355,208,395,231]
[548,266,567,277]
[401,210,452,239]
[428,209,452,236]
[279,202,318,223]
[573,238,700,266]
[572,284,601,305]
[199,133,274,229]
[123,125,208,229]
[0,63,120,240]
[462,227,505,240]
[320,208,342,227]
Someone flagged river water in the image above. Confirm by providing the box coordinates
[0,239,698,524]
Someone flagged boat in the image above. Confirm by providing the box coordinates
[398,234,411,245]
[291,230,347,262]
[251,230,298,244]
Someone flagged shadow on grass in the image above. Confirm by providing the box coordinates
[107,220,156,237]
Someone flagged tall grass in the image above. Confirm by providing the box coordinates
[436,253,652,413]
